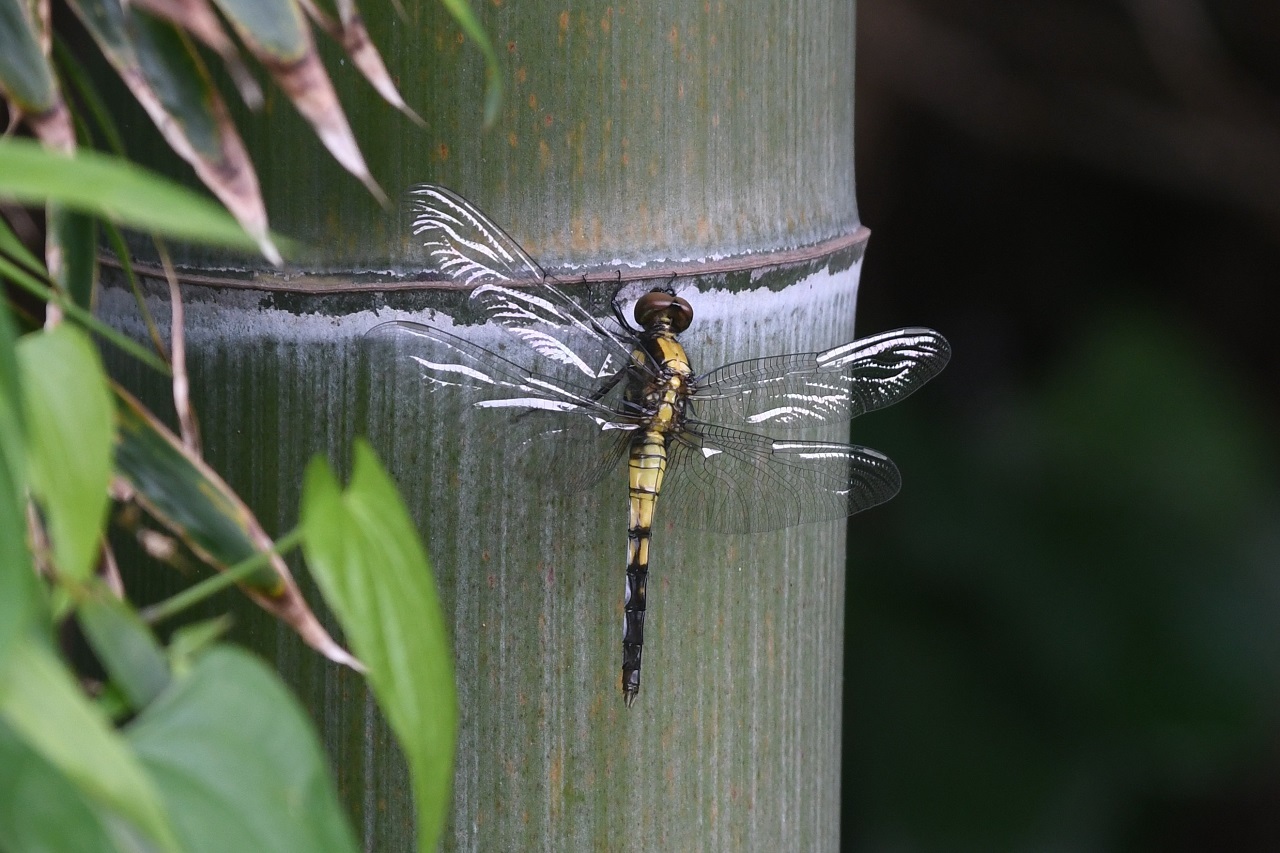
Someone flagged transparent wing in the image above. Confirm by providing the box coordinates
[690,328,950,429]
[365,319,632,414]
[658,422,902,534]
[410,184,544,285]
[411,183,647,388]
[365,319,638,491]
[509,410,634,493]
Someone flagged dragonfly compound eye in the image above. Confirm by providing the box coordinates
[635,290,694,332]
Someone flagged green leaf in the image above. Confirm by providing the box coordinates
[50,205,99,311]
[0,211,44,274]
[300,440,458,853]
[0,138,263,252]
[53,36,127,156]
[17,324,114,581]
[113,389,274,587]
[0,299,40,673]
[0,635,181,851]
[16,325,113,581]
[114,387,359,667]
[438,0,503,127]
[126,646,360,853]
[210,0,308,61]
[0,721,125,853]
[166,615,233,676]
[76,583,171,711]
[0,0,60,112]
[66,0,284,262]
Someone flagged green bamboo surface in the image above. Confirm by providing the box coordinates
[104,0,862,849]
[121,0,858,272]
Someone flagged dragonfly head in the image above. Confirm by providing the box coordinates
[635,289,693,333]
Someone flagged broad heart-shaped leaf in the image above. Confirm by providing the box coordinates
[17,324,114,581]
[0,635,181,851]
[0,721,138,853]
[301,440,458,853]
[125,645,360,853]
[0,299,40,674]
[113,385,361,671]
[0,138,265,253]
[76,582,171,711]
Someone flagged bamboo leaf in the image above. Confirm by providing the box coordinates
[0,138,268,254]
[211,0,387,203]
[126,646,360,853]
[0,0,58,112]
[50,206,98,310]
[0,635,181,851]
[66,0,281,264]
[17,324,114,581]
[112,385,362,670]
[0,299,40,672]
[300,440,457,852]
[0,211,44,274]
[128,0,264,108]
[52,37,127,155]
[300,0,424,126]
[0,0,75,148]
[438,0,502,127]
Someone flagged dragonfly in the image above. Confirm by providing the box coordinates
[367,185,950,706]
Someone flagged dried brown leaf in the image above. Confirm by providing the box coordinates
[128,0,263,108]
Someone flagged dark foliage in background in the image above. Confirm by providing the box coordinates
[843,0,1280,849]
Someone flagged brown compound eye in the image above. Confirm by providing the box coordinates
[635,290,694,332]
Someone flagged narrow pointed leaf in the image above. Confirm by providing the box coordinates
[438,0,502,127]
[0,0,58,111]
[126,646,360,853]
[50,206,98,310]
[211,0,386,202]
[300,0,423,126]
[0,212,44,274]
[0,635,181,851]
[300,440,457,852]
[113,385,361,670]
[128,0,264,108]
[17,324,114,581]
[66,0,280,263]
[0,299,40,671]
[0,138,266,252]
[0,0,74,147]
[76,582,172,711]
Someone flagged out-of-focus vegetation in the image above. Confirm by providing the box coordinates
[845,0,1280,849]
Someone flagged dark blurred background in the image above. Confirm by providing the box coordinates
[841,0,1280,849]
